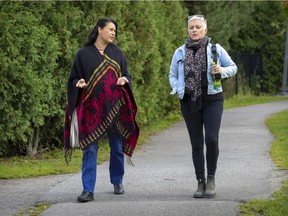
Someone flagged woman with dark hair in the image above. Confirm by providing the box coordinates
[84,18,118,47]
[64,18,139,203]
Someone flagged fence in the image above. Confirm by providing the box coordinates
[231,49,263,95]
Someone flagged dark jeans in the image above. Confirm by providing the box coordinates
[180,94,223,180]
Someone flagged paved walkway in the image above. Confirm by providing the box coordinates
[1,100,288,216]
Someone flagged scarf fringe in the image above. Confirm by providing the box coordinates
[125,154,135,166]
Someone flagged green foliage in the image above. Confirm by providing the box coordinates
[0,2,61,155]
[185,1,255,50]
[185,1,287,96]
[184,1,256,98]
[112,1,187,125]
[0,1,187,156]
[1,1,287,157]
[230,2,286,94]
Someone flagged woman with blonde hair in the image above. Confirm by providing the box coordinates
[169,15,237,198]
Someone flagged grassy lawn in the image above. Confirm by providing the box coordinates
[0,143,110,179]
[223,94,288,109]
[240,109,288,216]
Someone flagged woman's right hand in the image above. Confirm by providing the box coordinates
[76,78,87,88]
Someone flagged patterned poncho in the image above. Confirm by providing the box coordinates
[64,44,139,158]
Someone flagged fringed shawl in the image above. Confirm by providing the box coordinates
[64,44,139,158]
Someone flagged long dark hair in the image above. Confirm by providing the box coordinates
[84,18,118,46]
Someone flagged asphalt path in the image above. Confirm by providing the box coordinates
[1,100,288,216]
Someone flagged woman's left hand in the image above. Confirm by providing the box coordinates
[116,77,129,86]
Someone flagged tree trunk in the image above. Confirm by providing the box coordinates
[27,127,40,157]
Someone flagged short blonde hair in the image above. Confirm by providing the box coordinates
[188,15,207,29]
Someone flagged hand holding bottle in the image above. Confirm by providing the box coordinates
[211,62,222,89]
[211,62,222,76]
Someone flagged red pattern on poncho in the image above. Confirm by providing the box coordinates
[64,54,139,157]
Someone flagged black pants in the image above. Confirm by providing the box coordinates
[180,94,223,180]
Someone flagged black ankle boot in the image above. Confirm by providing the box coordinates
[77,191,94,202]
[114,184,124,194]
[193,179,206,198]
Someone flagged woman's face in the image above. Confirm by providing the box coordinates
[188,19,207,41]
[98,22,116,44]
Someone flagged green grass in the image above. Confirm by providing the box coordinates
[0,149,80,179]
[240,109,288,216]
[268,111,288,170]
[14,203,51,216]
[224,94,288,109]
[0,143,110,179]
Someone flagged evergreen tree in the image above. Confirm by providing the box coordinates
[230,2,286,94]
[0,2,61,156]
[0,1,188,156]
